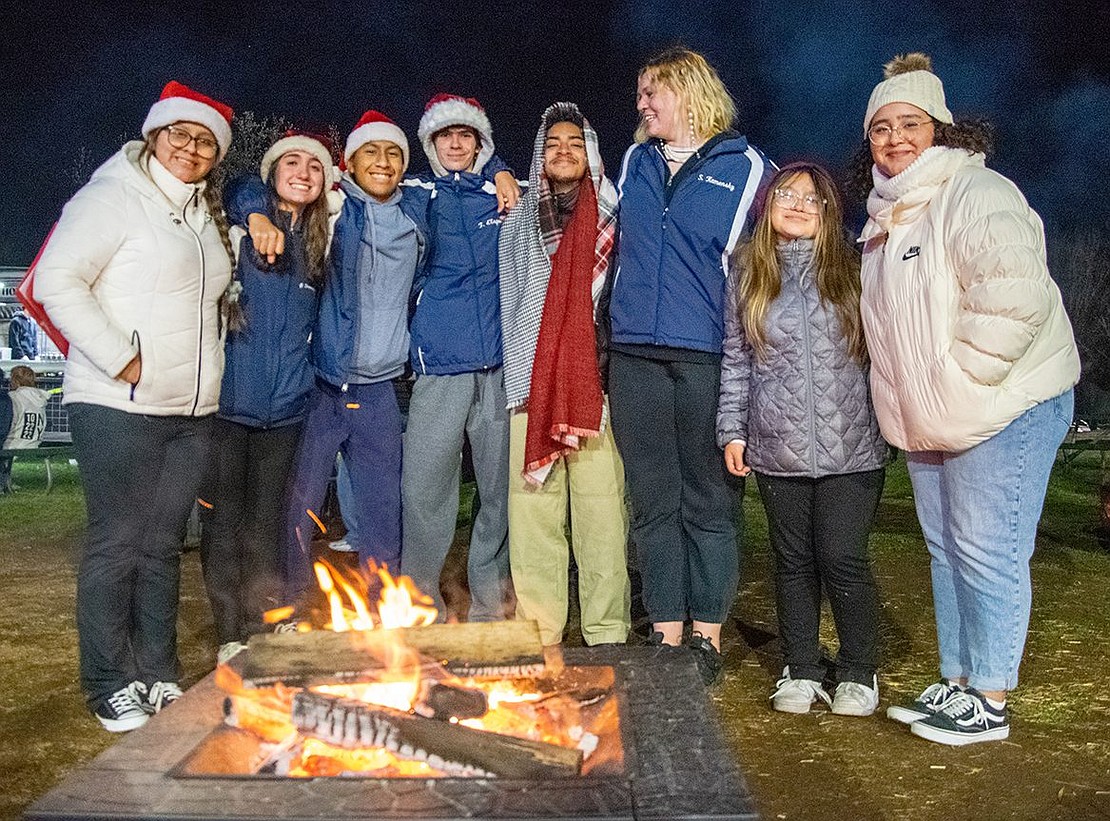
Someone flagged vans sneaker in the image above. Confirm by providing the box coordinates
[831,676,879,717]
[771,666,831,714]
[94,685,149,732]
[910,688,1009,746]
[886,679,961,725]
[144,681,183,714]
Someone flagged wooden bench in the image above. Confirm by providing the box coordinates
[1058,426,1110,467]
[1,444,77,492]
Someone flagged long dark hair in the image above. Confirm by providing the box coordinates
[265,164,330,286]
[733,162,867,363]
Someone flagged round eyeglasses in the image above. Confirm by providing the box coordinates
[163,125,219,159]
[772,188,825,213]
[867,119,930,146]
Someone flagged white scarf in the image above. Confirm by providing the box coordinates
[859,146,984,242]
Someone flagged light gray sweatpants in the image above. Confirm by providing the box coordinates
[400,370,510,621]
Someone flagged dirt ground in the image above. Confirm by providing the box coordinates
[1,456,1108,821]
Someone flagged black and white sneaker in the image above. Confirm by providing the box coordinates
[94,685,149,732]
[910,688,1009,746]
[886,679,961,725]
[145,681,183,713]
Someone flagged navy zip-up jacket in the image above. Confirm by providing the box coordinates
[610,133,774,354]
[406,168,504,375]
[220,190,318,428]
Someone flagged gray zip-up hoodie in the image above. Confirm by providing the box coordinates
[716,239,888,477]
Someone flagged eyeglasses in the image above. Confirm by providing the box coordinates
[867,119,930,145]
[163,125,219,158]
[772,188,825,213]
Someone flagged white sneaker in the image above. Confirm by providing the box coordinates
[831,676,879,716]
[886,679,962,725]
[771,667,831,714]
[328,538,357,553]
[217,641,247,665]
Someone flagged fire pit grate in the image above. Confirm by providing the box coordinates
[26,646,757,820]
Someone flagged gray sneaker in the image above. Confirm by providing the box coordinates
[771,667,831,714]
[886,679,961,724]
[831,676,879,717]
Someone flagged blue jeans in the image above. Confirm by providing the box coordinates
[906,390,1072,692]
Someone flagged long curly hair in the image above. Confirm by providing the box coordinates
[733,163,867,363]
[634,47,737,143]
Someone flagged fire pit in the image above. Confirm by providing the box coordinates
[26,564,757,819]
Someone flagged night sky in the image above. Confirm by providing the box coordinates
[3,1,1109,266]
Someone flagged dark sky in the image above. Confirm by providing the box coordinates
[3,1,1108,264]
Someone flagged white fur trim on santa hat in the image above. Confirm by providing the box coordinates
[344,121,409,171]
[864,69,953,136]
[418,96,495,177]
[142,97,233,159]
[260,135,337,190]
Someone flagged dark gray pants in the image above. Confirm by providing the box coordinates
[755,469,884,685]
[69,403,213,709]
[609,351,743,624]
[199,418,301,645]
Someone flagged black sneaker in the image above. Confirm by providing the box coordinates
[686,634,724,685]
[910,687,1009,746]
[94,685,149,732]
[647,631,666,646]
[145,681,183,713]
[886,679,961,725]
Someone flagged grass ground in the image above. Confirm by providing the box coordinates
[1,454,1108,820]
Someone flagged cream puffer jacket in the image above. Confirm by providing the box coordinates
[35,143,232,416]
[858,146,1079,452]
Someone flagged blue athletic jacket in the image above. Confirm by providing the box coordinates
[405,167,504,375]
[221,185,319,428]
[610,133,774,354]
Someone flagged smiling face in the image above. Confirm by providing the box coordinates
[433,126,480,173]
[153,121,217,183]
[543,120,588,193]
[636,71,685,144]
[868,102,935,178]
[769,172,822,241]
[273,149,325,217]
[348,140,405,201]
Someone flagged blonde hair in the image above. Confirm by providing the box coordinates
[9,365,36,389]
[732,163,866,363]
[634,47,737,144]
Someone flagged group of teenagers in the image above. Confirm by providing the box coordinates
[33,46,1079,749]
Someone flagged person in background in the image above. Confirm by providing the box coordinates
[854,53,1079,744]
[399,93,519,622]
[718,162,888,716]
[2,365,54,491]
[201,131,337,665]
[499,102,630,648]
[8,307,39,360]
[34,81,235,731]
[607,47,774,684]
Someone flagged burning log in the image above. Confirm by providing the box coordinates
[292,690,583,779]
[242,620,546,687]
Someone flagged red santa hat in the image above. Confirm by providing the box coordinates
[343,110,409,171]
[141,80,234,159]
[417,93,495,176]
[259,130,337,189]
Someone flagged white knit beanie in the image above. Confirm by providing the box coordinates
[863,53,953,136]
[141,80,234,159]
[417,93,495,176]
[259,132,337,189]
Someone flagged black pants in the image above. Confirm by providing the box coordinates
[755,469,885,685]
[69,403,213,709]
[199,418,302,645]
[609,350,743,624]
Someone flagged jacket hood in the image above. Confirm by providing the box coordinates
[92,141,208,211]
[418,95,495,177]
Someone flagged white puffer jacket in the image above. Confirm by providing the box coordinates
[859,146,1079,452]
[35,143,232,416]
